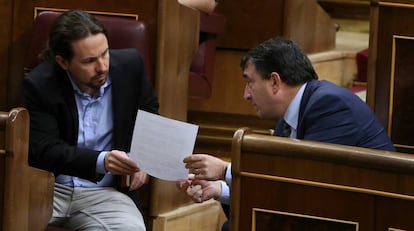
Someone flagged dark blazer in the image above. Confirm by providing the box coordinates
[275,80,395,151]
[21,48,159,182]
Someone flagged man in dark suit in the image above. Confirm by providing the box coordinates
[178,37,395,230]
[21,10,158,231]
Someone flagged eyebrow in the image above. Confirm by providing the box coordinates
[80,48,109,63]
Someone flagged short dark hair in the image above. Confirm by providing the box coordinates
[42,9,108,62]
[240,37,318,85]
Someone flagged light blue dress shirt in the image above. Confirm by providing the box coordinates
[283,82,307,138]
[55,74,114,187]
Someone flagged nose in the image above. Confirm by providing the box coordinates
[243,84,251,101]
[95,57,107,72]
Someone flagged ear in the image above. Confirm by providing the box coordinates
[55,55,69,70]
[269,72,281,92]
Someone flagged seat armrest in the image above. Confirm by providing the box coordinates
[29,167,54,231]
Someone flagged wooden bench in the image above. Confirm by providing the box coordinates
[231,127,414,231]
[0,107,54,231]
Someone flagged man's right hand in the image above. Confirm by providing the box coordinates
[177,176,222,203]
[104,150,140,175]
[183,154,229,181]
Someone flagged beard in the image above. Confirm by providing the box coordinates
[88,71,108,89]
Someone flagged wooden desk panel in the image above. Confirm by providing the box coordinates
[368,1,414,153]
[231,128,414,231]
[239,178,373,231]
[376,197,414,231]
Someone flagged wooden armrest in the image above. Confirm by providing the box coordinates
[29,167,54,231]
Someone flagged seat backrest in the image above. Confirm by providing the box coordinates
[24,11,153,83]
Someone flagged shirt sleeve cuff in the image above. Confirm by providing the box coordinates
[225,163,232,186]
[96,151,108,174]
[217,180,230,205]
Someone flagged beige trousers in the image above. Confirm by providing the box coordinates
[49,183,146,231]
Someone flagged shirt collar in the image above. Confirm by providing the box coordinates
[284,82,307,131]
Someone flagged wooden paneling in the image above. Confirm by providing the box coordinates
[376,197,414,231]
[283,0,336,53]
[214,0,284,50]
[368,1,414,153]
[155,0,198,121]
[240,179,372,230]
[0,115,5,227]
[388,36,414,152]
[214,0,336,54]
[231,128,414,231]
[318,0,370,20]
[188,50,255,116]
[0,0,13,111]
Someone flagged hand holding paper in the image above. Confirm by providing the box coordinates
[129,110,199,181]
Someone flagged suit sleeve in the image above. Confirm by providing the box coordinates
[21,69,102,182]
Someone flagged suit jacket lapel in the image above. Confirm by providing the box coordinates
[108,54,123,148]
[296,80,318,139]
[108,51,135,150]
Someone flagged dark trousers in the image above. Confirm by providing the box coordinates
[221,203,230,231]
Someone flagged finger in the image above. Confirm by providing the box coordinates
[109,151,139,170]
[184,155,204,165]
[193,170,209,181]
[176,180,190,190]
[187,184,201,196]
[188,173,196,180]
[106,154,132,173]
[187,185,203,203]
[109,159,139,174]
[129,176,139,190]
[185,162,201,170]
[130,179,144,191]
[183,156,200,165]
[192,187,203,202]
[193,168,200,175]
[106,162,128,174]
[122,157,140,169]
[183,156,193,163]
[129,173,146,191]
[114,157,139,172]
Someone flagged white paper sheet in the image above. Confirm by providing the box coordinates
[129,110,199,181]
